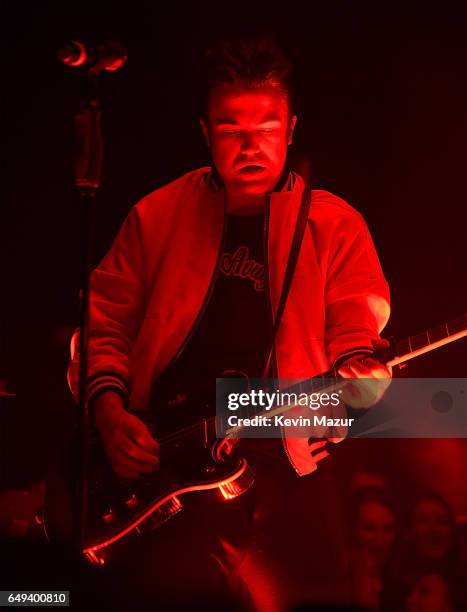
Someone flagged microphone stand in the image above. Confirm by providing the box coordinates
[57,39,126,571]
[73,72,103,554]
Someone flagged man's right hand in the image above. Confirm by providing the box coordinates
[92,391,160,479]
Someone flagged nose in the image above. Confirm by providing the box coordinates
[240,132,260,155]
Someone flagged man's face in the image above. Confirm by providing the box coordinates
[200,84,297,196]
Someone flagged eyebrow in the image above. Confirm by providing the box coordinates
[213,111,282,126]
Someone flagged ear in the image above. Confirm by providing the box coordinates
[199,118,210,147]
[287,115,298,145]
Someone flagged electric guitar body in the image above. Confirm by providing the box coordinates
[43,392,254,567]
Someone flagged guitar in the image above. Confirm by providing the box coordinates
[43,314,466,566]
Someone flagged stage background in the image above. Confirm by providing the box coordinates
[1,0,466,524]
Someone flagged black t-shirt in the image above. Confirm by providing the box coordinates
[150,212,272,411]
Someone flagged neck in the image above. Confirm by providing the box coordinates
[226,191,267,216]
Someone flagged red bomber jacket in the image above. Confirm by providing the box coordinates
[68,167,390,475]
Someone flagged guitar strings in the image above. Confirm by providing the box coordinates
[151,374,342,448]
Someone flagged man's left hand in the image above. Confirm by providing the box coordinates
[337,339,392,409]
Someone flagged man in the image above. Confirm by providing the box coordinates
[68,36,391,608]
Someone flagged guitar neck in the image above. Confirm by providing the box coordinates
[384,314,467,368]
[166,315,467,439]
[241,314,467,400]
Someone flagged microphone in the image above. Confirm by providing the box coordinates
[58,40,127,72]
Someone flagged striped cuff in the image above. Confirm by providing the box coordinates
[86,371,130,405]
[332,346,374,370]
[88,384,128,407]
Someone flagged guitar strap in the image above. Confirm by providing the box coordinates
[262,187,312,377]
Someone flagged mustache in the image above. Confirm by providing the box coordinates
[235,158,268,167]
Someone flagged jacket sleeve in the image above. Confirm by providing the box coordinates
[67,206,146,405]
[324,217,390,368]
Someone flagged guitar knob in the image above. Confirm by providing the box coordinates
[125,493,139,509]
[102,509,117,524]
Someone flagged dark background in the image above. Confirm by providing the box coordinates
[1,1,466,508]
